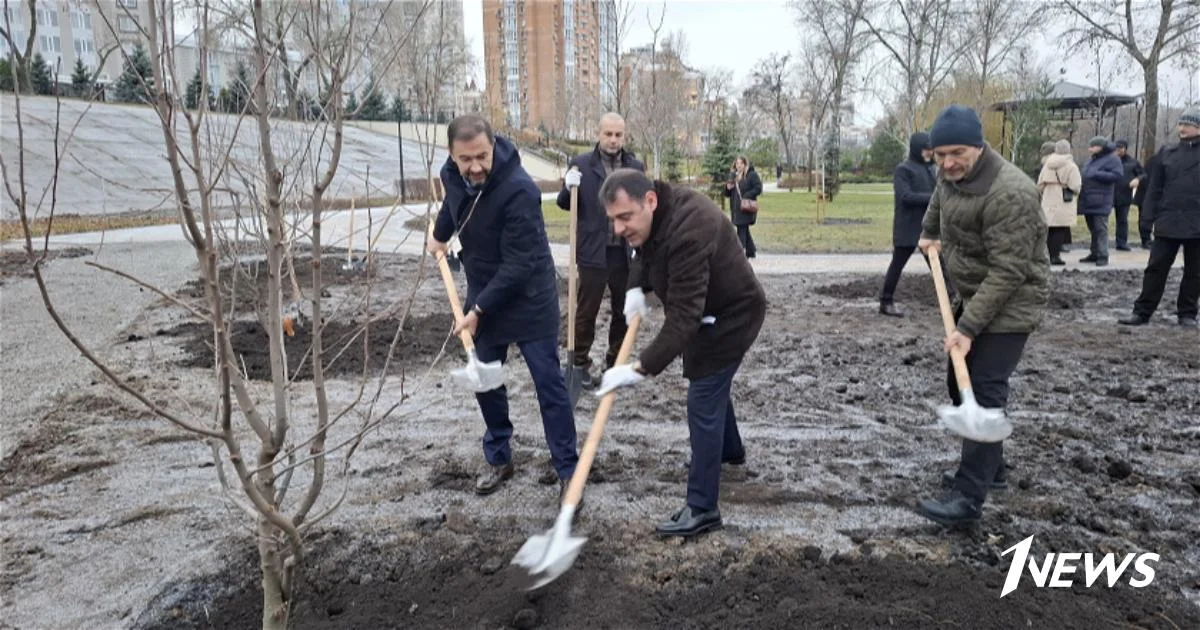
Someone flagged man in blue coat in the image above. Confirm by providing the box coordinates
[879,132,936,317]
[1078,136,1124,266]
[427,115,579,496]
[557,113,645,385]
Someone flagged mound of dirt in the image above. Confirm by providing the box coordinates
[161,313,454,381]
[813,274,939,306]
[0,247,93,281]
[144,528,1200,630]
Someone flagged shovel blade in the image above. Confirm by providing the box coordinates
[937,403,1012,443]
[564,364,586,408]
[511,506,585,590]
[451,353,504,393]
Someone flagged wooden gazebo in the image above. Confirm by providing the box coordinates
[992,80,1142,157]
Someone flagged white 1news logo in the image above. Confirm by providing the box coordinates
[1000,536,1159,598]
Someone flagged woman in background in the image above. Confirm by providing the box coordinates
[1037,139,1082,265]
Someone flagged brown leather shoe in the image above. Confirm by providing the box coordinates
[475,463,514,495]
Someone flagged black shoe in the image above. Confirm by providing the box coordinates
[722,453,746,466]
[941,469,1008,491]
[879,302,904,317]
[1140,242,1152,250]
[1095,258,1109,267]
[1079,254,1097,263]
[1118,314,1150,326]
[577,365,596,388]
[656,506,723,537]
[1116,245,1132,252]
[917,491,982,527]
[475,463,514,495]
[1180,317,1198,329]
[1050,257,1066,266]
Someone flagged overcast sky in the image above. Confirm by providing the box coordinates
[461,0,1199,127]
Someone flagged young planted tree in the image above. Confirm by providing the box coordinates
[4,1,433,627]
[702,114,740,206]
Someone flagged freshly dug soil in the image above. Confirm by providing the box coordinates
[139,266,1200,628]
[148,528,1200,630]
[0,247,92,282]
[160,313,454,381]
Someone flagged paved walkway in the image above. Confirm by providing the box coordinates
[28,202,1172,276]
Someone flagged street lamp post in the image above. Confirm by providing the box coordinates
[397,111,407,204]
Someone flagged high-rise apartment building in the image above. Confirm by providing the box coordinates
[483,0,617,138]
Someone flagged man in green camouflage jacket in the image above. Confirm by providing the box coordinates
[916,105,1049,527]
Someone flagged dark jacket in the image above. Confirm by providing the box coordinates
[892,133,936,247]
[1114,154,1143,207]
[1133,152,1157,208]
[556,146,645,269]
[1079,143,1123,216]
[723,166,763,226]
[629,182,767,379]
[921,145,1049,338]
[1142,137,1200,240]
[434,135,558,347]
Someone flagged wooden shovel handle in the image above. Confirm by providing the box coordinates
[567,183,579,352]
[562,314,641,508]
[928,251,972,394]
[428,175,475,353]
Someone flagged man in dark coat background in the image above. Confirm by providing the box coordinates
[428,114,579,497]
[557,112,645,385]
[879,132,936,317]
[1078,136,1124,266]
[1113,139,1144,252]
[1119,109,1200,329]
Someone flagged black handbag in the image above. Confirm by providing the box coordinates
[1056,170,1075,203]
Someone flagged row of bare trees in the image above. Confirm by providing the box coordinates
[3,1,471,628]
[723,0,1199,197]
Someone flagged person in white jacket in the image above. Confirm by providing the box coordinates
[1037,139,1082,265]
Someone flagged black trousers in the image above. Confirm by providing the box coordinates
[686,361,745,512]
[736,224,756,258]
[946,331,1029,505]
[880,246,953,304]
[1047,227,1071,260]
[1114,204,1131,248]
[572,246,629,369]
[1136,206,1153,246]
[1133,236,1200,320]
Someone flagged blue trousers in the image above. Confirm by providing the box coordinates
[474,335,579,480]
[686,361,745,512]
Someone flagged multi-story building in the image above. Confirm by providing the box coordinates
[2,0,153,91]
[483,0,617,138]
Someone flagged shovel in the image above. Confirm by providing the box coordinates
[928,251,1012,443]
[511,313,641,589]
[563,180,587,407]
[434,250,504,392]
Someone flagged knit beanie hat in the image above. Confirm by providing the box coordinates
[1089,136,1108,148]
[1180,109,1200,127]
[929,105,984,148]
[1040,141,1056,156]
[1115,139,1128,149]
[1054,140,1071,155]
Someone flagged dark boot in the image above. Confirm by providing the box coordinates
[1079,254,1097,263]
[1095,258,1109,267]
[942,468,1007,491]
[1050,257,1066,266]
[475,463,514,495]
[656,506,722,537]
[1118,313,1150,326]
[879,302,904,317]
[1180,317,1198,328]
[917,491,982,527]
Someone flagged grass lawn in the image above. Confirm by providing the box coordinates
[542,183,898,253]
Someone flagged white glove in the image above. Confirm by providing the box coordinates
[624,287,649,325]
[595,363,645,397]
[564,168,582,188]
